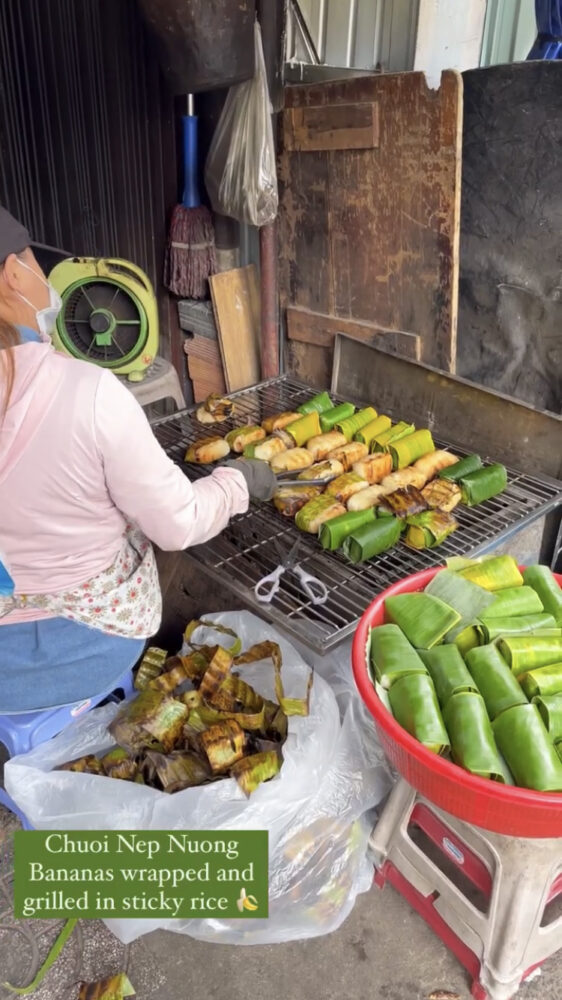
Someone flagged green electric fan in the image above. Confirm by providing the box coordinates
[49,257,159,381]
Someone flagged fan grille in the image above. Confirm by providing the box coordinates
[57,277,148,367]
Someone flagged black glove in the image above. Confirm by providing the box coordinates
[225,458,277,501]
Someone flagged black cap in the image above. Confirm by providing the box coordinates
[0,206,30,265]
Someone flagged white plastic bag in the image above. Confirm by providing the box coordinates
[5,612,390,945]
[204,22,278,227]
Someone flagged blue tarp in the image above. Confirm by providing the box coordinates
[528,0,562,59]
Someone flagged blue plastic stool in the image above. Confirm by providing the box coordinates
[0,667,135,828]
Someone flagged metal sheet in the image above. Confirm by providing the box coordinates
[292,0,419,70]
[332,335,562,482]
[152,373,562,654]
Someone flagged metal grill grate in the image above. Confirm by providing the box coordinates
[152,376,562,653]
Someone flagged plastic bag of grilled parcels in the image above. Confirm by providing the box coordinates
[5,612,390,944]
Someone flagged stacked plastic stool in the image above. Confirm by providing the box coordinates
[0,667,135,828]
[369,777,562,1000]
[120,356,186,412]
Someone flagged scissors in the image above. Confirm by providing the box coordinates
[254,537,329,606]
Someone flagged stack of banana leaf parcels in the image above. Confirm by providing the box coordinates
[57,622,312,796]
[369,555,562,791]
[184,390,508,561]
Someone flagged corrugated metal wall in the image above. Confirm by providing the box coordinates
[0,0,176,308]
[295,0,419,71]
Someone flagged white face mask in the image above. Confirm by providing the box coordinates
[16,259,62,342]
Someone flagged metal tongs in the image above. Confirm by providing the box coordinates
[274,469,339,489]
[254,537,329,606]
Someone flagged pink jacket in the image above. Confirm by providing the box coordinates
[0,342,249,626]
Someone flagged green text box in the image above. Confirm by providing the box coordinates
[14,830,268,920]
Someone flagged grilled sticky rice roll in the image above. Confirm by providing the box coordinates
[379,485,428,519]
[295,495,347,533]
[273,485,322,518]
[185,436,230,464]
[325,472,369,503]
[326,441,368,472]
[414,449,459,481]
[297,459,344,482]
[381,468,427,492]
[196,394,235,424]
[270,448,314,473]
[347,484,391,511]
[225,425,266,453]
[352,452,392,485]
[422,478,462,512]
[306,431,347,462]
[261,411,301,434]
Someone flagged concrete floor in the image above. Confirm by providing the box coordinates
[1,554,561,999]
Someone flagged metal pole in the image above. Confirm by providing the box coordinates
[259,221,279,379]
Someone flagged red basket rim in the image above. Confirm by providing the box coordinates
[352,565,562,814]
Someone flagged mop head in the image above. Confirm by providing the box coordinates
[164,204,217,300]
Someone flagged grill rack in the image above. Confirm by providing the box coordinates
[152,376,562,654]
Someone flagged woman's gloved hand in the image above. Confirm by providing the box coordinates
[225,458,277,501]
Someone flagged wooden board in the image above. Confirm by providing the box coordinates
[286,306,421,359]
[279,72,462,379]
[210,264,261,392]
[284,102,379,151]
[183,334,223,367]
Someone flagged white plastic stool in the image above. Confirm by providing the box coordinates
[120,357,186,411]
[369,777,562,1000]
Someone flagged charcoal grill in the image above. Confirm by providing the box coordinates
[152,375,562,654]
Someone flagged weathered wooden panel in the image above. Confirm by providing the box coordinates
[279,71,462,378]
[286,306,421,358]
[284,102,379,151]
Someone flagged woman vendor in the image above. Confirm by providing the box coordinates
[0,206,275,713]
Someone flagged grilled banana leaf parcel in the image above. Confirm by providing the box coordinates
[420,645,477,708]
[326,441,369,472]
[369,623,428,689]
[342,515,402,563]
[325,472,369,503]
[297,391,333,415]
[319,508,377,551]
[443,692,506,781]
[522,565,562,625]
[457,555,523,591]
[295,495,347,533]
[185,436,230,464]
[479,585,544,619]
[465,644,527,720]
[230,751,281,796]
[285,411,322,446]
[270,447,314,473]
[405,510,458,549]
[306,431,348,462]
[439,454,483,481]
[57,755,105,775]
[319,402,356,433]
[388,429,435,470]
[389,674,449,754]
[414,449,459,480]
[352,452,393,485]
[225,425,266,453]
[371,421,415,453]
[244,435,288,461]
[261,411,301,433]
[109,690,189,753]
[460,463,508,506]
[298,459,344,481]
[379,485,428,519]
[519,662,562,699]
[355,414,391,446]
[347,483,391,512]
[273,484,322,517]
[335,407,378,441]
[421,479,462,512]
[144,750,211,792]
[199,719,247,773]
[385,593,461,649]
[492,703,562,791]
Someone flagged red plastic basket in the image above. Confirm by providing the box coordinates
[352,566,562,837]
